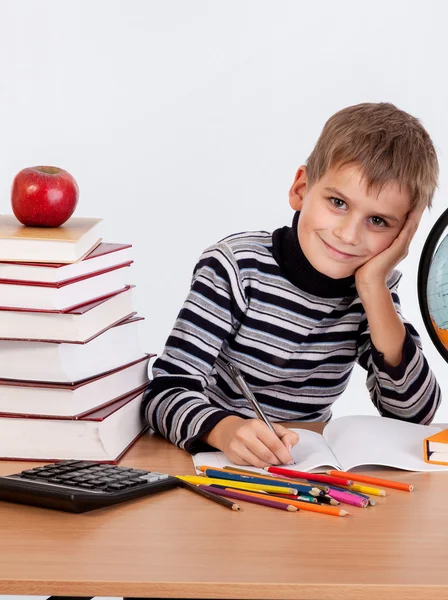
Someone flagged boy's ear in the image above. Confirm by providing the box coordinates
[289,165,308,211]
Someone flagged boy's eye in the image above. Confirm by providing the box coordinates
[329,197,346,209]
[369,216,387,227]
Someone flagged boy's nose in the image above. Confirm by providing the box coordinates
[333,220,361,246]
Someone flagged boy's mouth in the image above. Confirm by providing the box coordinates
[320,237,358,260]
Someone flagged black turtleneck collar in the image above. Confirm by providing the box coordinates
[271,212,357,299]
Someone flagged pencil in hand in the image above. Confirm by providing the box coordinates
[180,480,240,511]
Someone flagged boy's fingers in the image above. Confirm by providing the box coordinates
[274,424,300,448]
[256,426,294,465]
[242,436,282,466]
[280,430,300,451]
[230,445,267,468]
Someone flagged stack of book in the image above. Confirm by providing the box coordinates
[0,215,152,463]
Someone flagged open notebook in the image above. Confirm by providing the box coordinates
[193,415,448,474]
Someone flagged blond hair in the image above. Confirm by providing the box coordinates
[306,102,438,209]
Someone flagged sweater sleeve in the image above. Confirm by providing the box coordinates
[356,271,441,424]
[141,242,248,453]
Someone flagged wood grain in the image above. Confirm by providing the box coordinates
[0,423,447,599]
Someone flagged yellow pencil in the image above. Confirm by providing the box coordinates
[347,483,386,497]
[176,475,297,495]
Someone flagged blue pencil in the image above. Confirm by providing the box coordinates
[201,468,323,496]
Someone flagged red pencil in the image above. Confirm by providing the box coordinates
[265,466,353,487]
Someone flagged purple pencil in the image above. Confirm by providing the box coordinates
[198,485,298,512]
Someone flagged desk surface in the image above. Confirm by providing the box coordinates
[0,423,447,600]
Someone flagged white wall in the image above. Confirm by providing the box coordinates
[0,0,447,422]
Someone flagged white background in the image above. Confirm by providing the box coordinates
[0,0,447,432]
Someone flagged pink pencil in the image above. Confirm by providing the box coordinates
[327,488,368,508]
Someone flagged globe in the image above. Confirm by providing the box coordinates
[418,208,448,361]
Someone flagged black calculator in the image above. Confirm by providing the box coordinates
[0,460,179,513]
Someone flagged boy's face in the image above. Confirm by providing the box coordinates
[289,163,412,280]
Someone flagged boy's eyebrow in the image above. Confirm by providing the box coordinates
[324,187,400,222]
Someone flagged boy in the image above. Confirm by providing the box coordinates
[143,102,441,468]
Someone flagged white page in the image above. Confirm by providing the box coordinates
[288,428,341,472]
[192,428,340,474]
[323,415,448,472]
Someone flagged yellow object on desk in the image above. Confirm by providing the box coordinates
[348,483,386,496]
[176,475,297,495]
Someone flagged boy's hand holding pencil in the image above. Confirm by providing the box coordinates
[203,415,299,468]
[202,362,299,467]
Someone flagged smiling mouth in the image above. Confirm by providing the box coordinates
[320,238,358,259]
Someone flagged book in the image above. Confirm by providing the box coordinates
[0,215,103,263]
[0,262,132,310]
[0,315,145,383]
[0,388,148,462]
[193,415,448,474]
[0,355,152,417]
[424,429,448,466]
[0,242,131,284]
[0,286,135,342]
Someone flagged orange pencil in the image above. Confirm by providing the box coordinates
[226,488,349,517]
[326,470,413,492]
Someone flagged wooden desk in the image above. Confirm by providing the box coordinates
[0,424,448,600]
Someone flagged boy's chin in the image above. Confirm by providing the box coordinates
[311,258,356,280]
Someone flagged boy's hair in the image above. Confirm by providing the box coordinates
[306,102,438,209]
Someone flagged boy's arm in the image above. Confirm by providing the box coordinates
[357,282,406,367]
[141,242,247,453]
[357,272,441,424]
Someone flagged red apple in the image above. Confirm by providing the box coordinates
[11,166,79,227]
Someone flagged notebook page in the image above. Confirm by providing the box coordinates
[322,415,448,472]
[192,428,341,474]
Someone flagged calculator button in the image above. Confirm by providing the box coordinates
[122,480,141,487]
[150,473,169,480]
[108,483,127,491]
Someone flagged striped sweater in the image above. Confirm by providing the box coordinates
[142,212,441,453]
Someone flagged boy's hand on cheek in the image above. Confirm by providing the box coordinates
[355,204,425,293]
[203,415,299,468]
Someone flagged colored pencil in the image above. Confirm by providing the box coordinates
[315,494,340,506]
[176,475,297,495]
[326,470,414,492]
[344,483,386,497]
[327,488,368,508]
[180,480,240,511]
[265,491,318,504]
[200,468,323,496]
[226,488,349,517]
[220,465,330,493]
[198,485,298,512]
[265,466,353,487]
[327,484,376,506]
